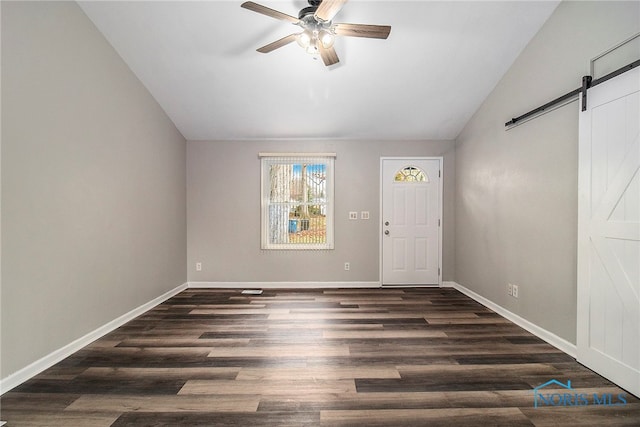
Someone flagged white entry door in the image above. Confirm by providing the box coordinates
[577,66,640,397]
[381,158,441,286]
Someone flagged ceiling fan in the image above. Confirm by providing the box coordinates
[241,0,391,66]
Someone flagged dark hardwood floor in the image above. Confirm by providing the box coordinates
[1,288,638,426]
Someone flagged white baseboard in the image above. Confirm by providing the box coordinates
[188,281,381,289]
[449,281,577,358]
[0,283,188,395]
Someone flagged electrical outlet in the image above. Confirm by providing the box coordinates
[349,212,358,220]
[361,211,370,220]
[507,283,513,296]
[512,284,519,298]
[196,262,202,272]
[344,262,350,271]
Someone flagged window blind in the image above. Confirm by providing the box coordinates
[260,153,335,250]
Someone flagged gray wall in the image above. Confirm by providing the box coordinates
[187,139,455,283]
[1,1,186,378]
[455,1,640,344]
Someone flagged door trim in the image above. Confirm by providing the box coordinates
[379,157,443,287]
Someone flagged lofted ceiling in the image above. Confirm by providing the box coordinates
[78,1,559,141]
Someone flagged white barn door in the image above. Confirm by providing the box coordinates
[381,158,441,286]
[577,66,640,397]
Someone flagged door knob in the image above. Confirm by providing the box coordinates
[384,230,390,235]
[384,221,389,226]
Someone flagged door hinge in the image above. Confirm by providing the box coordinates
[439,170,441,178]
[438,268,441,276]
[438,219,441,227]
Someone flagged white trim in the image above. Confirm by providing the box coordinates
[449,281,577,358]
[437,157,443,287]
[259,152,337,158]
[0,283,187,395]
[380,284,440,288]
[380,157,444,287]
[188,281,381,289]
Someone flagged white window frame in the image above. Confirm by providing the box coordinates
[260,153,335,250]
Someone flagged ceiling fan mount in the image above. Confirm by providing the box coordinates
[241,0,391,67]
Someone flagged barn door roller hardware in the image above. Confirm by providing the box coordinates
[505,58,640,127]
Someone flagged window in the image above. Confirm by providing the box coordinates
[394,166,428,182]
[260,153,335,250]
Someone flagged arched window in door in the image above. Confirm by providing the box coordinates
[394,166,428,182]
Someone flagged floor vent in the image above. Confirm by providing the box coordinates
[241,289,263,295]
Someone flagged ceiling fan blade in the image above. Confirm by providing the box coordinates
[241,1,299,23]
[256,33,298,53]
[314,0,348,22]
[318,44,339,66]
[334,23,391,39]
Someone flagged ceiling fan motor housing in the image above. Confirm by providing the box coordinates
[300,0,327,20]
[298,6,318,20]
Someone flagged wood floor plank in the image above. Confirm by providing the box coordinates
[0,392,81,411]
[320,407,533,426]
[111,411,321,426]
[267,322,384,330]
[179,379,356,395]
[417,312,481,318]
[207,345,350,358]
[189,308,290,315]
[79,367,240,380]
[455,352,576,365]
[396,363,561,376]
[31,367,88,381]
[341,299,433,305]
[85,340,122,348]
[191,304,267,309]
[445,330,535,338]
[348,342,564,357]
[322,329,446,339]
[236,366,401,380]
[12,377,187,395]
[355,376,534,393]
[268,312,427,320]
[257,391,453,411]
[115,337,250,347]
[305,355,460,367]
[66,394,260,413]
[0,411,119,427]
[425,316,513,324]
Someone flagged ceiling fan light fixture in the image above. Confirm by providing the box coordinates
[296,30,312,48]
[305,44,319,56]
[319,29,335,49]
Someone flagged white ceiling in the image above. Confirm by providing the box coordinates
[78,0,559,141]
